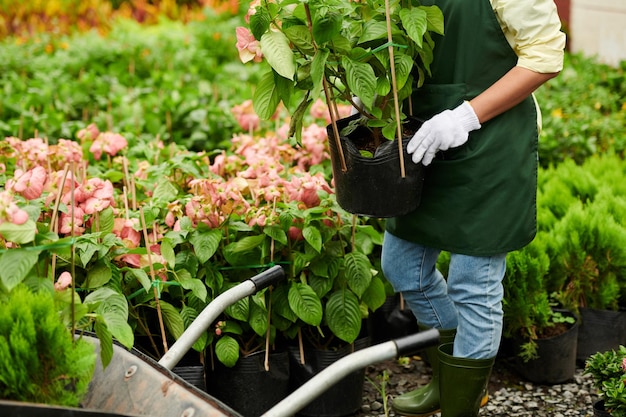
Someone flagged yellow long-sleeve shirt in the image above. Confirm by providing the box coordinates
[492,0,567,73]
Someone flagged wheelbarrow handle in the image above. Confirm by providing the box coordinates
[261,328,440,417]
[158,265,285,370]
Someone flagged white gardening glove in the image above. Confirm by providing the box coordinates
[407,101,481,166]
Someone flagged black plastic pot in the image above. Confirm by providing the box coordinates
[367,294,419,344]
[205,350,290,417]
[594,399,613,417]
[577,307,626,363]
[514,309,579,384]
[288,337,370,417]
[327,115,424,218]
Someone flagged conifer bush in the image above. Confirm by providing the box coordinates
[0,286,96,406]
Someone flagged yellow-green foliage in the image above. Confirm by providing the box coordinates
[0,285,96,406]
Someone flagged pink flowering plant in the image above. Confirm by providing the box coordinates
[0,100,388,368]
[236,0,444,141]
[585,345,626,416]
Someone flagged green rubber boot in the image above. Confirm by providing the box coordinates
[438,342,495,417]
[391,327,456,417]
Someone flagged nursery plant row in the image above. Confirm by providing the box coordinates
[1,6,626,407]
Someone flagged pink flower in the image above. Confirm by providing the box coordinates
[0,191,29,226]
[59,206,85,235]
[89,132,128,160]
[231,100,260,132]
[7,166,47,200]
[113,218,141,248]
[54,271,72,291]
[622,358,626,372]
[77,123,100,142]
[236,27,263,64]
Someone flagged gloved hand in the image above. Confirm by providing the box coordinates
[407,101,481,166]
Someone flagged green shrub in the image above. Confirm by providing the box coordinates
[0,286,96,406]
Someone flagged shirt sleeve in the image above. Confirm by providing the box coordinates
[492,0,566,73]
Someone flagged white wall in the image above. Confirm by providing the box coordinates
[570,0,626,67]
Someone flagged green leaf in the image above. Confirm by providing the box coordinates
[177,268,208,302]
[249,7,271,40]
[0,219,37,244]
[423,5,445,35]
[228,234,266,253]
[94,321,114,369]
[325,289,362,343]
[284,25,314,55]
[312,13,342,45]
[263,225,288,245]
[153,180,178,202]
[288,282,323,325]
[260,30,295,80]
[160,238,176,268]
[157,300,185,340]
[310,48,329,101]
[359,20,390,44]
[225,297,249,322]
[86,261,112,289]
[249,300,268,337]
[303,225,322,253]
[98,207,115,235]
[0,249,40,291]
[344,252,372,297]
[189,228,221,264]
[400,8,427,49]
[361,276,387,312]
[342,57,377,110]
[253,71,282,120]
[215,335,240,367]
[127,268,151,293]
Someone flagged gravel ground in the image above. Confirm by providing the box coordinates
[356,354,599,417]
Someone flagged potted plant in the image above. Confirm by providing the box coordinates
[237,0,444,217]
[546,188,626,362]
[502,231,579,384]
[584,345,626,417]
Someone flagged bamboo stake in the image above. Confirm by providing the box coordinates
[384,0,407,178]
[323,79,347,172]
[140,207,169,354]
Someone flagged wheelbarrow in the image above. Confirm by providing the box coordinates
[0,265,439,417]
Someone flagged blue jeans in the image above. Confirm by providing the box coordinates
[381,232,506,359]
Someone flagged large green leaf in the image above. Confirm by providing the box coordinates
[361,275,387,312]
[312,13,342,45]
[0,248,39,292]
[98,207,115,235]
[249,299,268,337]
[85,261,112,289]
[153,180,178,202]
[399,8,427,48]
[157,300,185,340]
[253,71,282,120]
[0,219,37,244]
[303,225,322,253]
[260,30,296,80]
[423,5,445,35]
[310,48,329,102]
[215,335,240,367]
[189,228,221,264]
[284,25,314,55]
[325,289,362,343]
[94,321,114,369]
[249,6,271,40]
[288,282,323,326]
[225,297,250,322]
[344,252,372,297]
[342,57,376,110]
[177,268,207,302]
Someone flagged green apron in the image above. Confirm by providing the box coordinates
[386,0,538,256]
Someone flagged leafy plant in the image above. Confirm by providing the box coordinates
[585,345,626,417]
[0,285,96,406]
[240,0,443,141]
